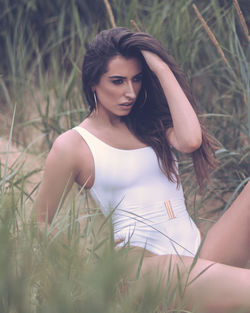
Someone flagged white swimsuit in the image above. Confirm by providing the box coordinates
[74,126,201,257]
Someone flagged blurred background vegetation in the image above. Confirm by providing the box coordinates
[0,0,249,312]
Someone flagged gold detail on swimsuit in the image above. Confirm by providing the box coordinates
[164,200,175,219]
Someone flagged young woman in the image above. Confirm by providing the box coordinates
[35,27,250,312]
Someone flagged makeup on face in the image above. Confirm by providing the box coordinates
[93,56,143,119]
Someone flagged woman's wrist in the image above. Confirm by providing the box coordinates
[154,63,172,78]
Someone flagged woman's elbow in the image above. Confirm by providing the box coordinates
[181,135,202,153]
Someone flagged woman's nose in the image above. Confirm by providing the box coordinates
[125,81,136,100]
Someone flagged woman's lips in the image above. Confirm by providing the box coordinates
[119,102,134,107]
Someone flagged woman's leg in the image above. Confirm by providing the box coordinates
[200,181,250,267]
[129,182,250,312]
[138,254,250,313]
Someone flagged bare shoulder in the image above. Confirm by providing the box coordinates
[52,128,90,157]
[48,128,94,188]
[52,129,81,151]
[45,129,86,172]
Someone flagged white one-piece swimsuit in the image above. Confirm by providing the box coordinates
[74,126,201,257]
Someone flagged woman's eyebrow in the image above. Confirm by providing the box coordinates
[108,72,143,79]
[108,75,126,79]
[133,72,143,77]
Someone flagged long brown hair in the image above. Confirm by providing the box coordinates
[82,27,218,187]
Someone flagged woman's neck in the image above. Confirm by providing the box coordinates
[88,110,124,129]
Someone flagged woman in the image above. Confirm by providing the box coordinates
[35,27,250,312]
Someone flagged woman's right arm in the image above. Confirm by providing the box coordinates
[34,131,80,226]
[141,50,202,153]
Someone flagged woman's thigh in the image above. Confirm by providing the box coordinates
[138,253,250,313]
[200,181,250,267]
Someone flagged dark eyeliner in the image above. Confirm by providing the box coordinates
[111,78,123,85]
[133,73,143,82]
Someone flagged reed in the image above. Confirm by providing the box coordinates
[0,1,249,312]
[233,0,250,41]
[104,0,117,28]
[192,4,230,68]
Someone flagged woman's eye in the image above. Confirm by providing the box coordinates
[112,79,123,85]
[133,75,143,83]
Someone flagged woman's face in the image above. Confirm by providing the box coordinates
[92,55,142,119]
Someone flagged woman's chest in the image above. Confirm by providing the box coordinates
[93,147,161,190]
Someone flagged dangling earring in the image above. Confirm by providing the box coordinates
[92,91,99,115]
[138,88,147,109]
[93,91,98,108]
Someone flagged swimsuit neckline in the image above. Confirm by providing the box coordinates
[76,126,151,152]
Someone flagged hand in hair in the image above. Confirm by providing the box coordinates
[142,50,202,154]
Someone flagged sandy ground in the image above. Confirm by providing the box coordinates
[0,137,42,190]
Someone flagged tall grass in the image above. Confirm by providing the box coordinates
[187,1,250,215]
[0,140,188,312]
[0,0,249,312]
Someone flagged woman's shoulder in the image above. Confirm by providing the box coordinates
[52,129,81,152]
[49,128,90,164]
[42,127,94,188]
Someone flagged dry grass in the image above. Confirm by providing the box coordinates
[192,4,230,68]
[0,0,249,311]
[233,0,250,41]
[104,0,117,28]
[130,19,141,32]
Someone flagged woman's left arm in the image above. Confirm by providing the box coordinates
[142,50,202,153]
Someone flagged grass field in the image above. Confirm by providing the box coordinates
[0,0,249,312]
